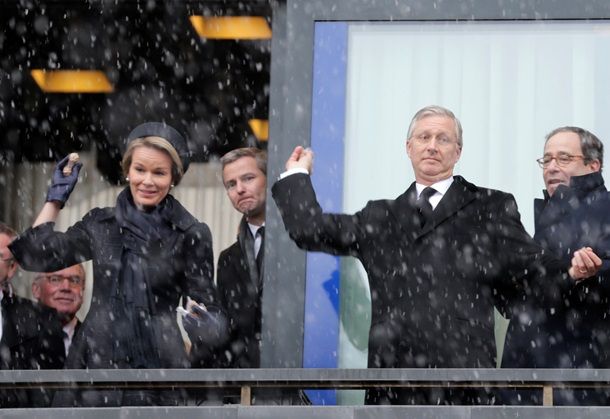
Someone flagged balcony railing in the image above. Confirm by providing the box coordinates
[2,368,610,408]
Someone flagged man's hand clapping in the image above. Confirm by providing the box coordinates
[568,247,602,281]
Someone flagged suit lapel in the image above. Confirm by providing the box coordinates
[390,176,479,242]
[391,183,424,243]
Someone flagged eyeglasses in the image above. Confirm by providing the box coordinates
[536,154,585,168]
[410,134,457,147]
[35,275,83,287]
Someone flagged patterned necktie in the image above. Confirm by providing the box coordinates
[416,187,437,228]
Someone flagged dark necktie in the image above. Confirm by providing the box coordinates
[1,291,10,311]
[416,187,437,228]
[255,226,265,276]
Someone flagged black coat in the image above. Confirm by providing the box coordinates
[503,172,610,368]
[0,295,65,407]
[9,195,221,405]
[273,174,567,402]
[215,218,262,368]
[193,217,262,369]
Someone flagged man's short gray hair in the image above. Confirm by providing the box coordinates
[407,105,463,149]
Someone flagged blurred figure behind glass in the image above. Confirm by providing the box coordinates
[32,263,85,358]
[0,222,64,407]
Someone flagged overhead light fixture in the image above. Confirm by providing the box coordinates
[189,16,272,40]
[30,70,114,93]
[248,119,269,141]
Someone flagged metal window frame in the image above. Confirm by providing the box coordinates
[263,0,610,368]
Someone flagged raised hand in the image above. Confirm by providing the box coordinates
[285,146,314,173]
[46,154,82,208]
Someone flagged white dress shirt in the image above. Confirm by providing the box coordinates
[415,177,454,210]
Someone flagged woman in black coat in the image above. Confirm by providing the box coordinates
[10,122,227,406]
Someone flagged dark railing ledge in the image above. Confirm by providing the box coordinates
[1,368,610,406]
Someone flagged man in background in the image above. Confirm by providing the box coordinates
[191,147,307,405]
[32,263,84,361]
[0,222,64,406]
[503,127,610,404]
[214,147,268,369]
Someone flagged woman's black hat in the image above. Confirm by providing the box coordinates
[126,122,190,173]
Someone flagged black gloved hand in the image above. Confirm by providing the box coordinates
[182,305,229,349]
[46,155,82,208]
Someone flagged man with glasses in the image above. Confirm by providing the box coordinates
[32,264,84,359]
[272,106,601,405]
[503,127,609,404]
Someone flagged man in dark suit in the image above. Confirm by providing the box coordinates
[189,148,266,403]
[503,126,610,404]
[195,148,309,406]
[271,105,600,405]
[0,222,64,407]
[214,147,268,370]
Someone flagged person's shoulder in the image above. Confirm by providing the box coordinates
[6,294,36,312]
[363,182,417,210]
[5,296,43,333]
[585,187,610,215]
[454,176,513,201]
[82,206,115,222]
[9,297,59,320]
[363,198,398,210]
[179,212,212,241]
[219,240,241,260]
[594,184,610,201]
[182,221,212,247]
[165,195,209,232]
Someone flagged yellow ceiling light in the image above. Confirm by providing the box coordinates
[31,70,114,93]
[189,16,271,40]
[248,119,269,141]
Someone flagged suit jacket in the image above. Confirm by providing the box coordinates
[214,217,262,368]
[273,174,567,401]
[0,295,65,407]
[35,316,81,369]
[503,171,610,368]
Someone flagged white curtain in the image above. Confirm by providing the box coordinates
[344,21,610,232]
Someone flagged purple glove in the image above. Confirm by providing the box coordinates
[182,305,229,349]
[46,155,82,208]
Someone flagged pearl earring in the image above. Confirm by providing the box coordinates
[125,177,130,182]
[170,183,175,188]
